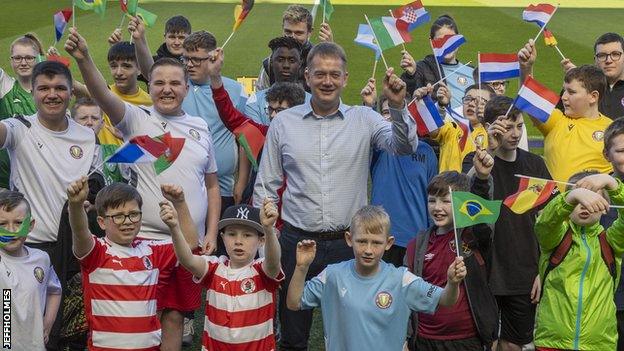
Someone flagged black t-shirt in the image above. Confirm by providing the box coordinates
[464,149,557,295]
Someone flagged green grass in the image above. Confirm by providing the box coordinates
[3,1,623,349]
[3,1,624,138]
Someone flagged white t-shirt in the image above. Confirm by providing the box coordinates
[0,247,61,351]
[117,104,218,242]
[1,114,96,242]
[0,67,15,98]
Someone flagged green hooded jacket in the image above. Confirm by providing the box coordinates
[534,181,624,350]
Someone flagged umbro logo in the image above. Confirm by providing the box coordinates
[237,207,249,220]
[340,287,347,297]
[161,122,167,129]
[37,142,43,149]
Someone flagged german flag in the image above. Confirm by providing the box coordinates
[543,29,557,47]
[504,177,557,214]
[232,0,254,31]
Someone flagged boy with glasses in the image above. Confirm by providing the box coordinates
[419,84,495,172]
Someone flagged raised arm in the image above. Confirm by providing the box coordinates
[67,176,95,258]
[160,185,206,278]
[286,240,316,311]
[518,39,537,87]
[65,28,126,125]
[260,198,281,279]
[128,16,155,81]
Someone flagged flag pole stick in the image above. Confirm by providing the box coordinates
[449,186,461,258]
[372,57,378,78]
[429,39,444,82]
[477,51,482,110]
[221,31,236,50]
[407,61,472,106]
[514,174,574,187]
[118,13,126,30]
[364,15,389,70]
[532,5,558,42]
[87,160,105,177]
[554,45,566,60]
[72,0,75,28]
[257,172,268,200]
[388,10,407,52]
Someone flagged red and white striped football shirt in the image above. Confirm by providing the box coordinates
[79,236,176,351]
[196,256,283,351]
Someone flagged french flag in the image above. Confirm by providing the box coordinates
[106,135,169,164]
[513,76,560,123]
[408,95,445,137]
[479,53,520,82]
[431,34,466,63]
[522,4,556,28]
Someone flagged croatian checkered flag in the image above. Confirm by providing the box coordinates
[391,0,430,32]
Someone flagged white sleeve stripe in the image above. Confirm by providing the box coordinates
[402,270,417,287]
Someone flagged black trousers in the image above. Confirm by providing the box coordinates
[277,224,354,351]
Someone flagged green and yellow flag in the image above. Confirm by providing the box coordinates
[452,191,501,229]
[74,0,107,17]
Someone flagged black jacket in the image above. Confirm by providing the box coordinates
[407,177,498,349]
[400,54,443,98]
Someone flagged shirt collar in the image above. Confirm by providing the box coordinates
[302,100,349,119]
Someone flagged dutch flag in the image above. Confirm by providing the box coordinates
[522,4,556,28]
[431,34,466,63]
[408,95,445,137]
[513,76,560,123]
[479,53,520,82]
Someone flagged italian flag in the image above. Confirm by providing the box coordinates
[368,16,411,51]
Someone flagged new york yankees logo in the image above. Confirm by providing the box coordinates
[237,207,249,220]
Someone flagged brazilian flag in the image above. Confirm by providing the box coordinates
[452,191,501,229]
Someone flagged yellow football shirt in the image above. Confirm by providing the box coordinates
[535,109,612,190]
[433,121,488,173]
[98,85,152,146]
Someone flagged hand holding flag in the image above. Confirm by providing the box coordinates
[360,78,377,107]
[382,67,407,109]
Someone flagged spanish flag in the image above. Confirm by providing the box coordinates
[543,29,557,47]
[504,177,557,214]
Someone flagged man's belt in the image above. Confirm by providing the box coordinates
[283,222,348,241]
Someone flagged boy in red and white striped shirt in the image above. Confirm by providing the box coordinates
[170,198,283,351]
[67,177,197,351]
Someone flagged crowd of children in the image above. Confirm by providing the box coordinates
[2,3,624,351]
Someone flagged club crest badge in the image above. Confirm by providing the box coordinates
[241,278,256,294]
[69,145,83,159]
[34,267,44,283]
[375,291,393,309]
[189,129,201,141]
[593,130,604,142]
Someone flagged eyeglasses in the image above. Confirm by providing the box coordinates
[265,106,288,116]
[10,55,36,63]
[487,81,508,89]
[104,211,142,225]
[595,51,623,62]
[462,96,489,105]
[180,55,212,66]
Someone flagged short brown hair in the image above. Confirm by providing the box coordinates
[95,183,143,216]
[182,30,217,52]
[71,97,100,119]
[307,42,347,69]
[150,57,188,82]
[350,206,391,237]
[483,95,522,124]
[427,171,470,197]
[0,191,31,215]
[604,117,624,152]
[564,65,606,100]
[282,5,313,32]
